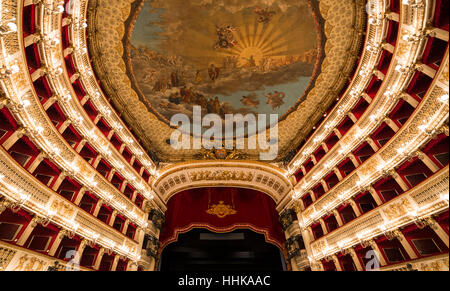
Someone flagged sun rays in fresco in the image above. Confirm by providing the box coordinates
[170,10,313,69]
[215,13,308,67]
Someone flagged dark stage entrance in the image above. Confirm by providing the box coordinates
[159,229,286,271]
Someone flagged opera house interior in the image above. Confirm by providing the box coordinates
[0,0,448,274]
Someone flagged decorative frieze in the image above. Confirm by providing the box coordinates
[154,162,292,203]
[310,167,449,260]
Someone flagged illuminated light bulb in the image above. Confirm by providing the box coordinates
[53,147,61,156]
[395,65,406,72]
[354,129,363,139]
[87,176,97,188]
[376,163,386,172]
[418,124,427,132]
[440,193,449,202]
[19,191,29,202]
[356,179,365,187]
[10,64,19,74]
[56,4,65,13]
[6,22,17,32]
[368,17,377,25]
[22,99,31,107]
[0,173,4,180]
[439,94,449,103]
[384,90,394,97]
[397,147,406,155]
[408,210,418,217]
[48,209,57,217]
[54,67,63,76]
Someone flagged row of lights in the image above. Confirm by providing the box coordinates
[0,172,141,261]
[310,191,449,261]
[33,7,158,218]
[67,1,157,175]
[292,0,448,229]
[301,89,448,228]
[288,1,435,206]
[1,9,150,229]
[286,0,389,176]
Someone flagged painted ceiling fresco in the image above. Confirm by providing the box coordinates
[127,0,323,126]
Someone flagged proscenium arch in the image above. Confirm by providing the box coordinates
[152,161,294,205]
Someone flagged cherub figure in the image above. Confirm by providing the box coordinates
[253,7,276,24]
[265,91,286,110]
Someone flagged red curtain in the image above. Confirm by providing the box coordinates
[159,187,285,250]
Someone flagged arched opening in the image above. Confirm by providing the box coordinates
[159,229,286,271]
[158,187,287,271]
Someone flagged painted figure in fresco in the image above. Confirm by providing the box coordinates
[213,97,221,113]
[265,91,286,110]
[253,7,276,24]
[194,70,203,83]
[242,55,257,67]
[241,93,260,108]
[198,95,208,109]
[208,64,220,82]
[153,78,168,92]
[169,91,182,105]
[171,71,180,87]
[206,98,214,113]
[214,25,238,49]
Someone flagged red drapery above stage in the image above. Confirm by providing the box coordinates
[159,188,285,250]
